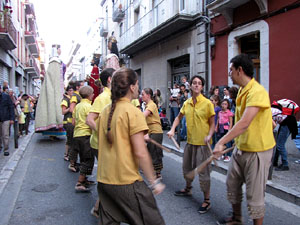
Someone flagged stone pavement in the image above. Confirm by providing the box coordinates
[1,121,299,206]
[162,131,300,206]
[0,122,35,196]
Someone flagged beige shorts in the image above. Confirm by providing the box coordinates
[182,144,211,193]
[226,147,273,219]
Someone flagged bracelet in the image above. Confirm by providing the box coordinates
[149,178,161,190]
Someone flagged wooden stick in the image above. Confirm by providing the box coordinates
[171,136,180,150]
[86,74,97,82]
[148,138,172,153]
[185,146,235,180]
[206,141,218,167]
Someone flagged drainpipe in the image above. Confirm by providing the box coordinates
[204,4,211,96]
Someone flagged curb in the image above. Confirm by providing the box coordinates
[163,143,300,207]
[0,131,34,197]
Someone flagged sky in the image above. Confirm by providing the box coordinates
[31,0,100,62]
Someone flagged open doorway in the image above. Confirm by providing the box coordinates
[238,33,260,82]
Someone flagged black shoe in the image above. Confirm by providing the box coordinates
[4,151,9,156]
[198,199,211,214]
[216,212,243,225]
[275,165,289,171]
[174,186,192,196]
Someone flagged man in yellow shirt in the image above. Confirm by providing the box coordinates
[167,75,215,214]
[214,54,275,225]
[86,68,114,217]
[73,86,94,192]
[61,85,74,161]
[68,80,84,172]
[86,68,115,155]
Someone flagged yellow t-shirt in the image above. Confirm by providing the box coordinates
[235,78,275,152]
[145,100,163,134]
[89,87,111,150]
[131,99,140,107]
[61,98,73,124]
[70,91,81,104]
[19,112,26,124]
[180,94,215,145]
[24,100,29,113]
[97,97,148,185]
[73,99,92,137]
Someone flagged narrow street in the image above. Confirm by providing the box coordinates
[0,134,299,225]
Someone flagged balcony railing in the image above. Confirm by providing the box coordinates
[119,0,200,52]
[0,12,17,50]
[27,40,39,57]
[206,0,216,5]
[25,58,40,76]
[24,30,36,43]
[100,21,108,37]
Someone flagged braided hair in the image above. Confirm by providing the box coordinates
[106,68,138,144]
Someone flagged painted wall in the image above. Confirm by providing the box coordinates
[267,7,300,106]
[210,0,300,109]
[211,35,228,86]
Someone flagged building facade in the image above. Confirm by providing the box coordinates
[207,0,300,106]
[0,0,41,96]
[98,0,209,109]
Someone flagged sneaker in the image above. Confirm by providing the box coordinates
[4,151,9,156]
[275,165,289,171]
[224,156,231,162]
[295,160,300,164]
[198,200,211,214]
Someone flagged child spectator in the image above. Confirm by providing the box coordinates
[181,76,190,90]
[215,99,233,162]
[210,95,221,148]
[169,83,180,124]
[19,106,26,136]
[72,86,94,192]
[169,83,180,98]
[159,108,167,118]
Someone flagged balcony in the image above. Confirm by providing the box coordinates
[0,12,17,50]
[206,0,268,26]
[24,30,36,43]
[27,40,39,58]
[24,1,35,16]
[119,0,201,55]
[24,58,40,77]
[100,22,108,37]
[112,8,125,22]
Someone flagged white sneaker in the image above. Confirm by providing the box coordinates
[224,156,230,162]
[295,159,300,164]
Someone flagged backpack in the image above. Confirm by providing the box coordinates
[271,99,299,116]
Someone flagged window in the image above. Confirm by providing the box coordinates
[179,0,185,12]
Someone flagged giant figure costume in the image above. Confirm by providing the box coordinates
[35,45,65,132]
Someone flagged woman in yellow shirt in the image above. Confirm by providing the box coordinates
[167,75,215,214]
[97,68,165,225]
[142,88,164,178]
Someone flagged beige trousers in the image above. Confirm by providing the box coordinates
[182,144,211,193]
[226,147,273,219]
[0,120,10,150]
